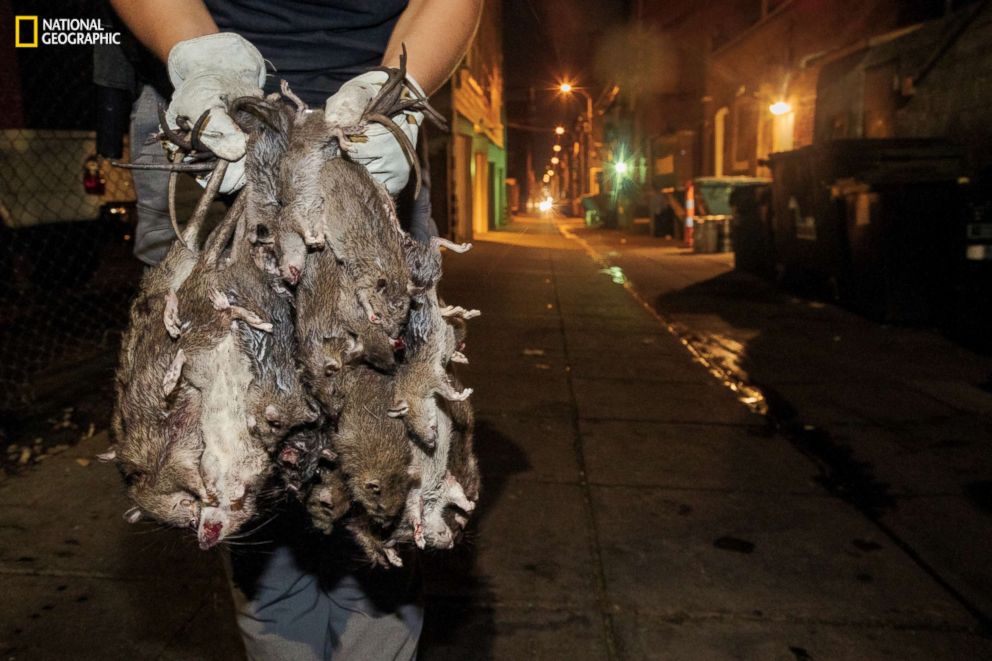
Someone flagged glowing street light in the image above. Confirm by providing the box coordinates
[769,100,791,116]
[554,126,565,135]
[551,156,560,165]
[542,174,550,183]
[546,169,555,177]
[553,144,562,152]
[556,79,595,197]
[614,160,628,175]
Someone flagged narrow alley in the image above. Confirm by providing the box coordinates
[1,216,989,660]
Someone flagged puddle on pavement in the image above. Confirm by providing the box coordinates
[598,266,626,285]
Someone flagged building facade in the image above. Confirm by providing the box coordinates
[428,0,507,242]
[632,0,976,184]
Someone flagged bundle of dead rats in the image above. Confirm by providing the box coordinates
[106,53,481,565]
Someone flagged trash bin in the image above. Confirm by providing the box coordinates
[768,139,965,319]
[731,183,774,276]
[580,195,601,226]
[693,177,770,254]
[693,215,731,253]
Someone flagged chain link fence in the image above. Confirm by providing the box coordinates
[1,1,142,453]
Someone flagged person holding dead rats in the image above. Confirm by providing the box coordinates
[107,0,483,658]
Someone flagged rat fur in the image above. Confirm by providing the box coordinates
[333,366,414,527]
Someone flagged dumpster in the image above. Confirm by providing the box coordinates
[692,177,769,254]
[580,195,601,226]
[768,139,965,320]
[730,183,774,276]
[941,181,992,345]
[692,215,731,253]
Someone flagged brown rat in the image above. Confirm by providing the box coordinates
[110,158,230,536]
[333,366,414,527]
[306,464,351,534]
[389,287,477,447]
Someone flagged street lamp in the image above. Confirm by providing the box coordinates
[552,144,562,152]
[554,125,565,136]
[551,156,560,165]
[769,100,791,116]
[558,81,594,197]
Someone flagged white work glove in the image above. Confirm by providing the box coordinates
[324,71,424,196]
[166,33,266,193]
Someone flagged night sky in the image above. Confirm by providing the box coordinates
[503,0,631,195]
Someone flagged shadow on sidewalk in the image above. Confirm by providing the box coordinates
[420,419,529,660]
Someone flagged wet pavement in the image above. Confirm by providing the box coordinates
[1,214,991,659]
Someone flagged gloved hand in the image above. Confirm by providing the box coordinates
[166,33,266,192]
[324,71,424,196]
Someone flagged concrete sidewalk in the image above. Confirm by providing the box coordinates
[1,215,990,659]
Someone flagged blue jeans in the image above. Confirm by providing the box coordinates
[129,84,426,659]
[225,509,423,661]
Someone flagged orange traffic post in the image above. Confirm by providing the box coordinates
[684,180,695,249]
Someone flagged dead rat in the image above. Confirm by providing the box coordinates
[127,177,306,549]
[306,464,351,534]
[405,400,476,551]
[332,366,414,527]
[317,157,412,337]
[439,384,481,540]
[389,288,477,447]
[277,50,446,254]
[110,157,232,534]
[228,94,299,279]
[294,243,398,418]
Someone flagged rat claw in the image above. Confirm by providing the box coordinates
[212,289,274,332]
[209,289,230,311]
[164,289,182,339]
[357,289,381,324]
[433,238,472,253]
[162,348,186,397]
[438,382,472,402]
[231,305,274,332]
[444,473,475,512]
[450,351,468,364]
[123,507,143,524]
[384,547,403,567]
[440,305,481,320]
[96,448,117,462]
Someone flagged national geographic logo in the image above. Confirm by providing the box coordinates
[15,16,121,47]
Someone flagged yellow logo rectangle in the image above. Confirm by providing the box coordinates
[15,16,39,48]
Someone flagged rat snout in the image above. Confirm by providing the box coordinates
[280,264,302,286]
[197,508,227,550]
